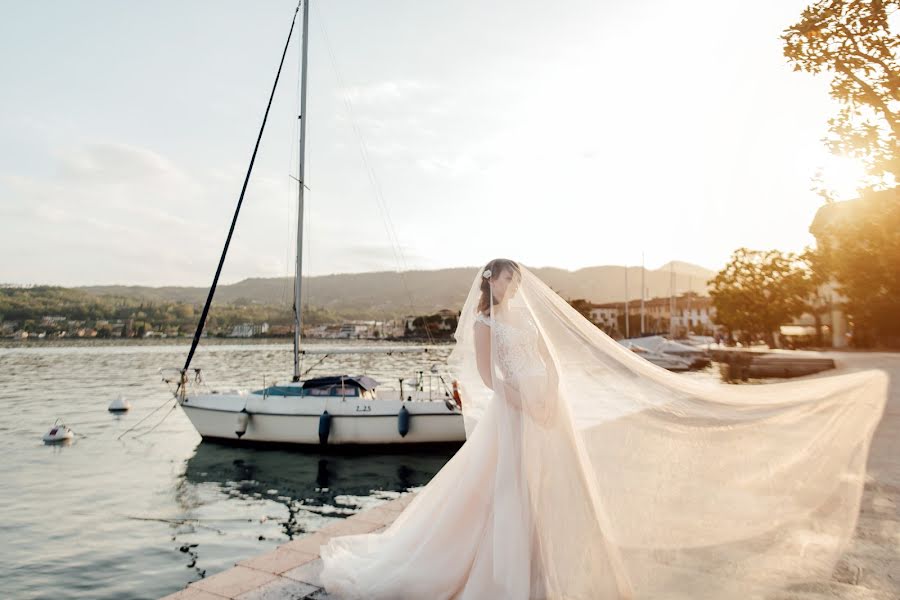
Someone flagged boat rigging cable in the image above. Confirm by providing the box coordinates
[182,0,303,378]
[117,397,176,440]
[314,3,436,347]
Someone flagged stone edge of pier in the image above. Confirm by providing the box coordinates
[159,491,418,600]
[159,353,900,600]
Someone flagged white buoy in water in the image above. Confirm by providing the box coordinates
[108,395,132,412]
[43,421,74,443]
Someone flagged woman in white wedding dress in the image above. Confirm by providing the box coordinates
[320,259,887,599]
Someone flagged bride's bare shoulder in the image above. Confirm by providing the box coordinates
[474,313,492,327]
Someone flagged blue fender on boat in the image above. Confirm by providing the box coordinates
[235,408,250,439]
[318,411,332,444]
[398,405,410,437]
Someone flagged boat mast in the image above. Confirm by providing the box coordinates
[669,262,675,338]
[624,266,629,339]
[181,1,302,383]
[640,252,645,335]
[293,0,310,382]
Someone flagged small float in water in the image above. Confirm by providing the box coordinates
[108,396,132,413]
[43,420,74,443]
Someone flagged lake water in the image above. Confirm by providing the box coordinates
[0,340,457,599]
[1,340,742,599]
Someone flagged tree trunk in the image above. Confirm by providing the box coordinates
[814,311,823,348]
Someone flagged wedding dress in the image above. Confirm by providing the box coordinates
[319,263,887,599]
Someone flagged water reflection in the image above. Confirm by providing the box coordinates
[181,441,459,538]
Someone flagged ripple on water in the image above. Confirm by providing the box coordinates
[1,341,456,599]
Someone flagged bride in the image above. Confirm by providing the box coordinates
[320,259,887,599]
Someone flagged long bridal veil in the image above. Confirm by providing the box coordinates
[447,263,887,599]
[320,263,886,600]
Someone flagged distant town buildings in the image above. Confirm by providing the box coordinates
[588,306,618,330]
[587,293,716,338]
[229,322,270,338]
[1,312,465,341]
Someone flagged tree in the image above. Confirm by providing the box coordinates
[174,303,195,320]
[708,249,813,347]
[783,0,899,186]
[567,299,594,322]
[810,187,900,345]
[799,247,829,347]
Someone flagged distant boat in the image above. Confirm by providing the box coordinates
[167,1,465,448]
[618,341,693,372]
[682,335,716,348]
[618,335,713,371]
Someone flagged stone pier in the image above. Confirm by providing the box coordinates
[162,352,900,599]
[161,492,418,600]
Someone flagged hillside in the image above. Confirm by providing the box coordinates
[78,263,715,318]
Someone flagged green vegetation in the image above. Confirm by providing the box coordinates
[0,286,464,341]
[810,189,900,345]
[407,312,458,339]
[0,286,302,337]
[709,249,813,347]
[779,1,900,347]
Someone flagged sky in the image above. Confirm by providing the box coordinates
[0,0,869,286]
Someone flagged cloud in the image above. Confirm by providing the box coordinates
[415,155,480,177]
[4,142,200,229]
[56,142,189,186]
[339,80,433,106]
[0,142,226,284]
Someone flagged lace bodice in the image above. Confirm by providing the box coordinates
[475,311,546,382]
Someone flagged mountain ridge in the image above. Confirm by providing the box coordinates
[76,262,716,318]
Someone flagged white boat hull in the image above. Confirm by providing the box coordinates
[180,393,466,446]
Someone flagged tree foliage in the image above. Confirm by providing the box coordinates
[0,287,301,335]
[783,0,900,185]
[709,249,814,345]
[811,188,900,345]
[567,299,594,321]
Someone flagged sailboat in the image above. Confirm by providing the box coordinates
[166,1,466,448]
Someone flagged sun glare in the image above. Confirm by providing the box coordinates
[818,154,869,201]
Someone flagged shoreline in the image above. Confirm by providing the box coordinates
[2,336,895,353]
[0,337,454,349]
[160,492,419,600]
[159,352,900,599]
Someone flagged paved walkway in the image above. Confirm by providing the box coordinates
[161,492,418,600]
[162,352,899,599]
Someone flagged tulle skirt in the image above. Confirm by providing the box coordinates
[324,264,888,599]
[319,395,558,599]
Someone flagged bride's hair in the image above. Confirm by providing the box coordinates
[477,258,520,315]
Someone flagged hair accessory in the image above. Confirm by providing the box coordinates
[482,269,492,279]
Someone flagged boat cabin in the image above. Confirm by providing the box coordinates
[255,375,379,399]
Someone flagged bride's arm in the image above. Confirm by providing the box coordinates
[475,320,526,410]
[474,321,494,390]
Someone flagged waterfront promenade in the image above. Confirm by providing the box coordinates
[161,352,900,600]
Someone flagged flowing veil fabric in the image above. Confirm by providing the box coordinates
[320,264,887,599]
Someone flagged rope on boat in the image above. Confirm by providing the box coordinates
[314,3,436,347]
[182,0,304,377]
[132,401,179,439]
[116,396,176,440]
